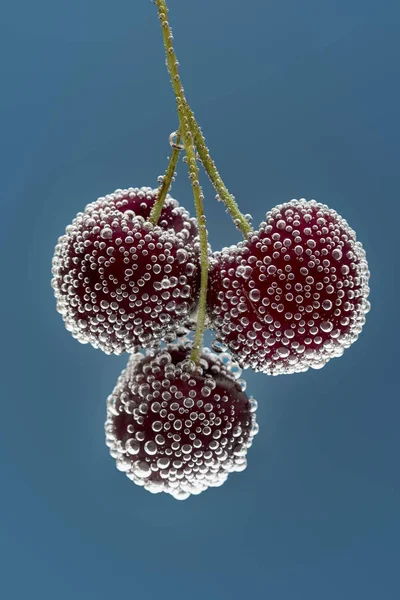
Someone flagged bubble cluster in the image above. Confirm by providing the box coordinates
[51,187,200,354]
[207,199,370,374]
[105,342,258,499]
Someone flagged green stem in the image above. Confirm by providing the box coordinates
[185,104,253,238]
[155,0,208,365]
[149,131,182,226]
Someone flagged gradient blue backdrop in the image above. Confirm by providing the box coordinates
[1,1,399,598]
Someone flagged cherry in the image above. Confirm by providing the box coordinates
[105,342,258,500]
[207,199,370,375]
[51,187,200,354]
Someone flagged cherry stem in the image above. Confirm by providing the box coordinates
[149,131,182,226]
[184,104,253,238]
[154,0,252,239]
[155,0,208,365]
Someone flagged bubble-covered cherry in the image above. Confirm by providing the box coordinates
[51,187,200,355]
[105,342,258,500]
[207,199,370,375]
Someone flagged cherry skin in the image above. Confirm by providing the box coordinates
[52,187,200,355]
[207,199,370,375]
[105,342,258,500]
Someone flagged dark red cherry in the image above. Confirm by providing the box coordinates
[207,199,370,375]
[52,187,200,354]
[105,343,258,499]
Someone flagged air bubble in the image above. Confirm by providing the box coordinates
[249,289,261,302]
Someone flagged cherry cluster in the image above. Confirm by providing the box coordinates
[51,0,370,500]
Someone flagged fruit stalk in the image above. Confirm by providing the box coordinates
[149,131,182,226]
[155,0,208,364]
[185,103,253,238]
[154,0,252,238]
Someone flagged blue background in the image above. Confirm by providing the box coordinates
[1,0,399,598]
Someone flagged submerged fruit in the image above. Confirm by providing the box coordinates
[207,199,370,375]
[51,187,200,354]
[105,343,258,499]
